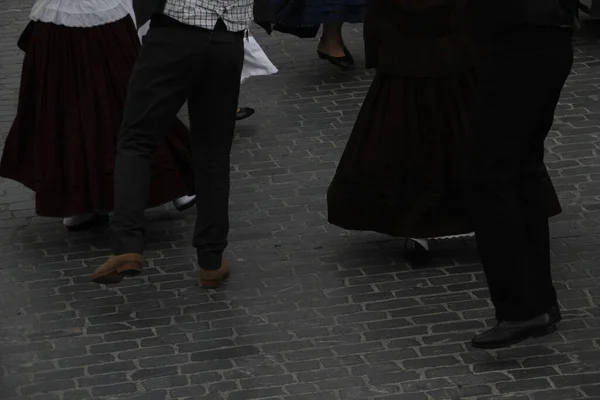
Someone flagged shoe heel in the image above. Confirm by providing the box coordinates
[117,261,143,277]
[91,272,124,285]
[404,239,432,265]
[200,271,228,289]
[200,278,224,289]
[533,323,557,338]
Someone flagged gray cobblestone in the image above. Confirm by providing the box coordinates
[1,2,600,399]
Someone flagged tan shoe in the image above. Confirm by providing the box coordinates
[199,259,229,289]
[91,253,144,284]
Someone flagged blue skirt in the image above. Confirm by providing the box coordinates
[273,0,366,25]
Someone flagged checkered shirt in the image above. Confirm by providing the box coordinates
[163,0,254,31]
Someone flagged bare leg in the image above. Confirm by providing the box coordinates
[318,23,345,57]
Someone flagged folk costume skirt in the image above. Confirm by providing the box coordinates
[1,16,194,217]
[327,69,563,238]
[327,69,479,238]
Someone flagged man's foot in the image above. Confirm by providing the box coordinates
[471,307,562,349]
[236,107,255,121]
[91,253,144,284]
[172,195,196,212]
[199,259,230,289]
[63,212,109,231]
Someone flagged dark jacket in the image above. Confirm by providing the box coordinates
[467,0,579,37]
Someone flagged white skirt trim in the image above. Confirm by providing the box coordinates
[30,0,136,28]
[240,34,278,84]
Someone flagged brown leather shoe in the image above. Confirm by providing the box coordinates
[91,253,144,284]
[199,259,229,289]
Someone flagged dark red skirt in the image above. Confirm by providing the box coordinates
[327,70,478,238]
[0,17,194,217]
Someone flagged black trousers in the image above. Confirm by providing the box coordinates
[111,17,244,270]
[465,26,573,321]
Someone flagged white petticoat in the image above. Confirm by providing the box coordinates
[30,0,136,28]
[240,34,278,84]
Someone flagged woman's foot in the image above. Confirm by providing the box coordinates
[63,212,109,231]
[236,107,255,121]
[317,47,354,69]
[317,23,354,69]
[404,238,432,265]
[172,195,196,212]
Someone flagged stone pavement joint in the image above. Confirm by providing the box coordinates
[1,2,600,399]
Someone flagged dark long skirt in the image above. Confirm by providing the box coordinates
[0,17,194,217]
[328,69,563,238]
[328,70,478,238]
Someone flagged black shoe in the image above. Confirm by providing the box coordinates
[317,47,355,69]
[172,195,196,212]
[404,239,432,265]
[236,107,255,121]
[63,213,109,231]
[342,46,354,63]
[471,307,562,349]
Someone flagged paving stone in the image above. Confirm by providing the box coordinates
[2,4,600,400]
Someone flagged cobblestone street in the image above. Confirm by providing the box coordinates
[2,2,600,399]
